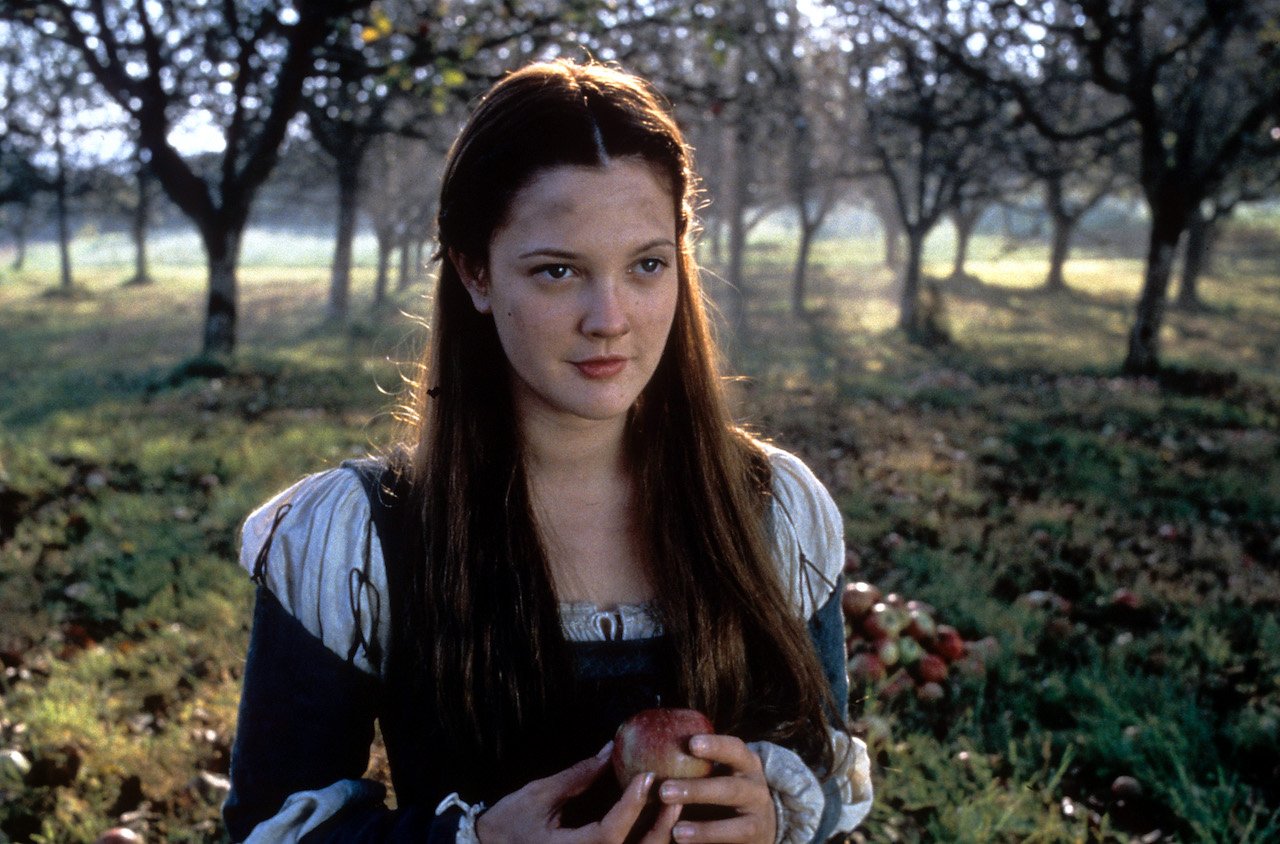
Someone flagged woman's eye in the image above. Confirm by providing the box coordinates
[535,264,573,281]
[635,257,667,274]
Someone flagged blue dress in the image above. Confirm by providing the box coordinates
[223,447,873,842]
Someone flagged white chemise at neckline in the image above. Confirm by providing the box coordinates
[558,599,665,642]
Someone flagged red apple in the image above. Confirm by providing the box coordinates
[612,708,714,788]
[877,669,915,700]
[916,681,945,703]
[95,830,141,844]
[841,581,881,618]
[867,603,909,638]
[861,611,890,640]
[1110,775,1142,799]
[915,654,949,684]
[933,625,966,661]
[1018,590,1072,614]
[848,652,887,684]
[905,608,937,642]
[905,598,936,615]
[1110,588,1141,610]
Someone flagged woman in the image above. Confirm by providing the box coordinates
[223,60,871,843]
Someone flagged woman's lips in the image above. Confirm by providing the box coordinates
[573,357,628,379]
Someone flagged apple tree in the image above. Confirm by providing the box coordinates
[2,0,372,354]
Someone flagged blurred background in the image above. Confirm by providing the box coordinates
[0,1,1277,841]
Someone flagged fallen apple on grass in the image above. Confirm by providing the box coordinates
[842,581,881,617]
[849,652,887,684]
[612,708,715,788]
[841,579,997,705]
[916,681,945,703]
[914,653,949,684]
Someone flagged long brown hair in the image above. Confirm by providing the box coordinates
[402,59,839,782]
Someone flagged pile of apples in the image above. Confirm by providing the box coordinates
[842,581,998,703]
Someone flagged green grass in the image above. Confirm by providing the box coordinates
[1,222,1278,841]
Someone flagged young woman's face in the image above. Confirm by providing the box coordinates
[459,158,680,429]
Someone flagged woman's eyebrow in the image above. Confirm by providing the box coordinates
[518,247,579,260]
[631,238,677,254]
[517,238,676,260]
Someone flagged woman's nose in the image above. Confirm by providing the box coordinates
[581,280,629,338]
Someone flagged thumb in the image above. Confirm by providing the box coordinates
[539,741,614,800]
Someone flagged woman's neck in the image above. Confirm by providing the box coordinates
[519,409,654,607]
[519,406,629,484]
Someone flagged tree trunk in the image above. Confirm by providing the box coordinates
[373,228,393,307]
[326,151,362,322]
[951,209,979,280]
[11,205,28,271]
[710,214,724,266]
[791,222,816,317]
[898,228,926,336]
[872,191,902,270]
[1176,206,1207,308]
[53,129,74,292]
[414,239,426,283]
[397,239,413,292]
[883,221,901,270]
[705,117,726,268]
[200,226,243,356]
[130,155,152,285]
[1123,202,1187,375]
[722,119,751,347]
[1044,211,1076,292]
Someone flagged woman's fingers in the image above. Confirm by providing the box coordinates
[657,734,776,844]
[571,771,656,843]
[634,801,683,844]
[658,774,757,809]
[658,734,767,809]
[687,734,764,776]
[672,815,769,843]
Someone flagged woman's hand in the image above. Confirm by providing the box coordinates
[655,734,776,844]
[475,742,682,844]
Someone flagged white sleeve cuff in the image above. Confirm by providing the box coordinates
[750,730,873,844]
[436,792,486,844]
[832,731,874,831]
[749,741,823,844]
[244,778,383,843]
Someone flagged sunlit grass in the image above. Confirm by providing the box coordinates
[713,223,1280,383]
[5,228,386,274]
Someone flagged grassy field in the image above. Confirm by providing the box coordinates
[1,221,1278,842]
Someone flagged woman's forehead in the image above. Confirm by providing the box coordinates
[494,160,677,248]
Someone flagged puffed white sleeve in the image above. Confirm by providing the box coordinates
[764,444,844,619]
[751,444,873,843]
[238,467,391,677]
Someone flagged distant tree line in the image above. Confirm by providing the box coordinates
[1,0,1278,374]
